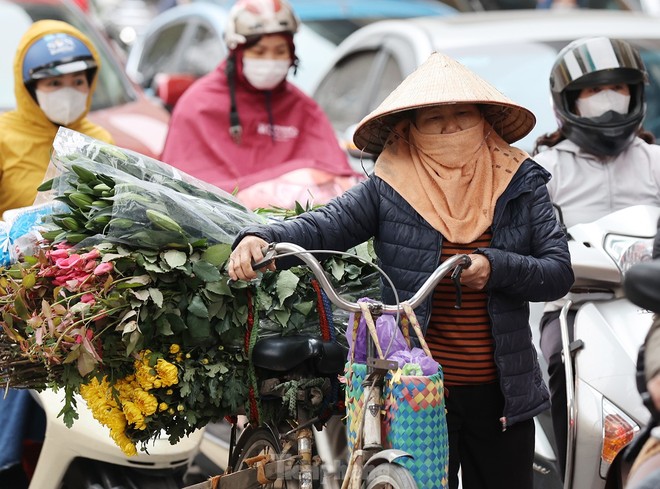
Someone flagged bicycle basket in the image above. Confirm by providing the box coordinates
[345,303,448,488]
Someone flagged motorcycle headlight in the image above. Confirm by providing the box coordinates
[600,398,640,478]
[603,234,654,274]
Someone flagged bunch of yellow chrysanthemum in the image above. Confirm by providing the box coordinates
[80,348,179,455]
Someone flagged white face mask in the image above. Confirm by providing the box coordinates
[242,58,290,90]
[36,87,88,125]
[575,89,631,119]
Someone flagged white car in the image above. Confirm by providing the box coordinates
[312,9,660,155]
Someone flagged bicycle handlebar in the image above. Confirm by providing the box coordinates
[253,242,472,314]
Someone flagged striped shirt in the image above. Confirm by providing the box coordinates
[426,230,497,386]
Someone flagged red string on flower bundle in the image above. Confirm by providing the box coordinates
[310,279,331,341]
[244,287,261,423]
[244,288,254,355]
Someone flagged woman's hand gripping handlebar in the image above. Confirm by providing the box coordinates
[227,239,472,314]
[227,236,274,281]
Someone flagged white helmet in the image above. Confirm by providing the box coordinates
[224,0,299,50]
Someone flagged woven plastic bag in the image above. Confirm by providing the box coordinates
[344,302,448,488]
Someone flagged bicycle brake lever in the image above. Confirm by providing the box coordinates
[251,243,277,270]
[451,256,472,309]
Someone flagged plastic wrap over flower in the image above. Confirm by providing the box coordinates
[0,221,9,266]
[37,128,265,249]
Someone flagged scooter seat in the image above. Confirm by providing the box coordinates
[624,260,660,314]
[252,335,348,376]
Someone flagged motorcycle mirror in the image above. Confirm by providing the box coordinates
[623,259,660,313]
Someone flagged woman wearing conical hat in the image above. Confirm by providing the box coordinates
[228,52,574,489]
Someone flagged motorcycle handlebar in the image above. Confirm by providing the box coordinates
[252,242,472,314]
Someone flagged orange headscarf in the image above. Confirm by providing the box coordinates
[375,115,529,243]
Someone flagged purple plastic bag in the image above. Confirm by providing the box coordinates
[346,309,367,363]
[410,347,440,376]
[346,304,408,362]
[377,314,409,358]
[345,300,439,376]
[387,348,439,376]
[388,350,412,369]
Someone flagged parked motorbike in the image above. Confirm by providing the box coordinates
[26,388,204,489]
[532,205,660,489]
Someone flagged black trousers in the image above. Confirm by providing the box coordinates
[538,309,577,480]
[445,382,535,489]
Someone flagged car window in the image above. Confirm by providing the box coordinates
[368,53,404,113]
[180,22,225,76]
[303,19,367,46]
[443,42,560,152]
[138,22,187,86]
[315,50,381,134]
[1,0,135,111]
[290,24,337,95]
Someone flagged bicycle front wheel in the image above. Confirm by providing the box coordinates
[364,463,418,489]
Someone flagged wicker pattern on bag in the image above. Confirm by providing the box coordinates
[384,370,448,488]
[344,303,449,488]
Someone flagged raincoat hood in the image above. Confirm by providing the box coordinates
[0,20,112,216]
[13,20,101,130]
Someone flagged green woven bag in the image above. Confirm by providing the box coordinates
[344,303,448,488]
[383,368,448,488]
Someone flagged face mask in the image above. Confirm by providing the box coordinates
[575,89,631,119]
[242,58,290,90]
[36,87,88,125]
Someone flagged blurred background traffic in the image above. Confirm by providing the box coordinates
[3,0,660,164]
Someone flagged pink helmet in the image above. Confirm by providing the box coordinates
[224,0,299,50]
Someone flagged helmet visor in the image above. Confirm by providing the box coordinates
[29,58,97,80]
[552,37,646,94]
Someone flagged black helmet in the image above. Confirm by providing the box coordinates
[550,37,647,157]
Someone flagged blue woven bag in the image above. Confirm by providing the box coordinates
[383,367,448,488]
[344,303,448,488]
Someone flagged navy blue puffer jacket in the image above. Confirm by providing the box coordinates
[235,159,574,426]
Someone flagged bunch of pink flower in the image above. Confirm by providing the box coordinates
[3,242,127,376]
[39,243,114,291]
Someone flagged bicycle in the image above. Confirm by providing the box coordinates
[183,242,471,489]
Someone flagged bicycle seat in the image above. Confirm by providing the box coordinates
[252,336,348,375]
[624,260,660,313]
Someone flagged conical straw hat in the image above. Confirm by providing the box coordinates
[353,51,536,155]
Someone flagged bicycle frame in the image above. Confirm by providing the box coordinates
[182,242,471,489]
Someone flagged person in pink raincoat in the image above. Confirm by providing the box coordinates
[160,0,357,201]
